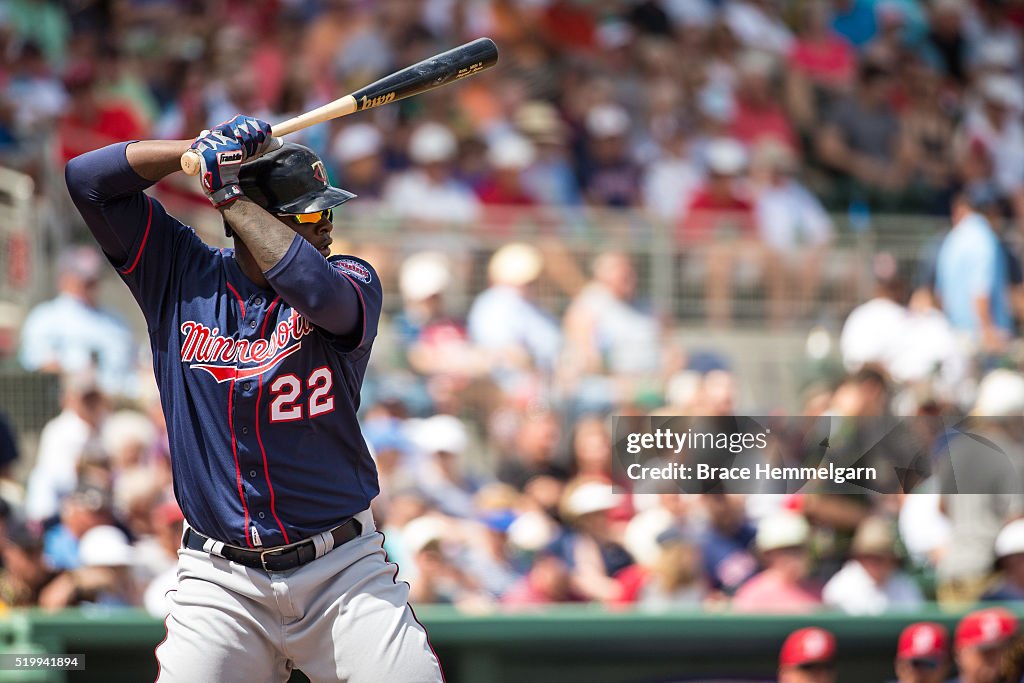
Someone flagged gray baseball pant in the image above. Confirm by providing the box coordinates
[155,509,444,682]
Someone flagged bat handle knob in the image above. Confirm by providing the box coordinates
[180,150,202,176]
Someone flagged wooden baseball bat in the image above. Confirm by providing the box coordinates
[181,37,499,176]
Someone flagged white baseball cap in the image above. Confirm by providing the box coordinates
[487,134,536,170]
[975,40,1017,69]
[563,482,619,518]
[488,243,543,286]
[399,252,451,301]
[402,516,448,555]
[996,519,1024,560]
[507,510,558,552]
[332,123,382,164]
[623,508,676,566]
[411,414,469,456]
[756,512,810,552]
[409,122,457,164]
[706,138,748,175]
[79,525,135,567]
[585,104,630,139]
[973,369,1024,417]
[981,75,1024,110]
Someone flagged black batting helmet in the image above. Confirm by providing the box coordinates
[238,142,356,214]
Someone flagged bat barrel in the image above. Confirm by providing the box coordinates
[179,37,498,176]
[349,37,498,112]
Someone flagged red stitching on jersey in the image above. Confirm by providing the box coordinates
[259,296,281,337]
[119,194,153,275]
[226,281,246,317]
[256,373,289,544]
[338,273,367,349]
[227,379,253,548]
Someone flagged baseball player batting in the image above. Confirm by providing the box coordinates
[65,117,444,681]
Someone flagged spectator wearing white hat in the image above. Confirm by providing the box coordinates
[935,369,1024,605]
[19,245,137,397]
[983,518,1024,601]
[329,122,385,200]
[680,137,763,327]
[730,51,797,153]
[732,512,823,613]
[40,524,138,609]
[467,243,562,382]
[384,122,480,225]
[579,103,641,208]
[410,414,484,519]
[956,74,1024,226]
[394,252,485,400]
[401,515,489,608]
[514,101,582,208]
[476,133,538,210]
[822,516,923,615]
[560,479,634,602]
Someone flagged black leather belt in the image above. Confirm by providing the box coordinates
[183,518,362,572]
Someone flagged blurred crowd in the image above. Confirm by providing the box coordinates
[2,0,1024,327]
[1,0,1024,622]
[4,240,1024,618]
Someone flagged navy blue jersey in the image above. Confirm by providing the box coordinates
[66,143,382,548]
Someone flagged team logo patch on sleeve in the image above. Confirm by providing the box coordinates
[333,259,372,284]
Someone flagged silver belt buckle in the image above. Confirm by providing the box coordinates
[259,546,288,571]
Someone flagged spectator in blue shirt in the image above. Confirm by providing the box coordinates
[831,0,879,49]
[700,493,759,596]
[18,246,136,396]
[936,191,1012,351]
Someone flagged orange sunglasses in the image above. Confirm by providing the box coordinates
[277,208,333,225]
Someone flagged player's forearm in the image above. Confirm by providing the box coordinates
[219,198,297,272]
[125,139,195,181]
[219,198,364,338]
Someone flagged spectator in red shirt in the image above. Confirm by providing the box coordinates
[58,64,146,165]
[730,51,798,152]
[790,2,858,91]
[733,511,823,614]
[502,550,580,607]
[680,138,762,327]
[476,133,540,231]
[786,1,858,132]
[541,0,598,53]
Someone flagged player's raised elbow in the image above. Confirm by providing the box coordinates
[64,151,106,204]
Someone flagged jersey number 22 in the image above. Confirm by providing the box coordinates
[269,367,335,422]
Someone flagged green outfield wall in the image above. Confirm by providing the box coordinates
[1,605,1018,683]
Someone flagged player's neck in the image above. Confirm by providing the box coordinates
[232,238,271,289]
